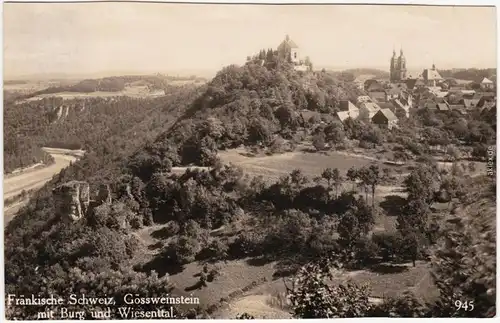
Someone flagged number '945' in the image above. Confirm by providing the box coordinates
[455,300,474,311]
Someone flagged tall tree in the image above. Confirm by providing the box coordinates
[346,167,358,191]
[404,165,437,204]
[321,168,343,198]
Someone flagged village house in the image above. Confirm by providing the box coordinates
[399,91,413,107]
[391,99,410,118]
[368,91,386,103]
[480,77,494,90]
[406,78,425,90]
[356,95,373,104]
[477,96,497,112]
[449,104,468,115]
[422,64,443,87]
[372,108,398,129]
[460,90,476,98]
[427,86,448,99]
[436,102,451,113]
[461,98,481,110]
[385,83,408,101]
[378,102,400,117]
[423,101,438,111]
[338,100,360,119]
[358,102,381,121]
[334,111,351,123]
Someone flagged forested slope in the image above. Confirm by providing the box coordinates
[4,84,204,173]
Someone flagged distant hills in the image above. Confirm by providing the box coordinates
[439,68,496,82]
[5,69,217,82]
[339,68,390,79]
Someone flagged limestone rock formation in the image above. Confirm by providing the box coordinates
[53,181,90,221]
[125,184,135,201]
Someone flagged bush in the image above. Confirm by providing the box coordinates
[371,232,403,261]
[312,133,326,151]
[166,221,181,236]
[228,231,263,258]
[169,235,201,265]
[235,313,255,319]
[207,267,221,282]
[354,237,380,265]
[358,140,374,149]
[269,136,286,154]
[370,291,429,317]
[198,239,229,261]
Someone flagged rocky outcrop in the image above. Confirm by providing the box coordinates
[53,181,90,221]
[125,184,135,202]
[53,180,135,228]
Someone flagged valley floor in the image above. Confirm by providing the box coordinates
[3,148,83,226]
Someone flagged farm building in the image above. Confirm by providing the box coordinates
[372,108,398,130]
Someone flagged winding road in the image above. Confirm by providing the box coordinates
[3,148,84,225]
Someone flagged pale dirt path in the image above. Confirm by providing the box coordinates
[3,154,77,200]
[218,294,291,319]
[3,148,84,226]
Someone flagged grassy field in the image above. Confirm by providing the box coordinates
[218,148,405,183]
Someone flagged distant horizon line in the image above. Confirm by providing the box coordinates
[5,65,497,81]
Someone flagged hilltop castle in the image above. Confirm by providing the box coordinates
[277,35,300,64]
[277,35,310,71]
[390,48,407,83]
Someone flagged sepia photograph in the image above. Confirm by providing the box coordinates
[3,1,497,320]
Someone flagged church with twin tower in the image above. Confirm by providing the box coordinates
[390,48,407,83]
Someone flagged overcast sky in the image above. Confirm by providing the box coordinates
[4,3,497,78]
